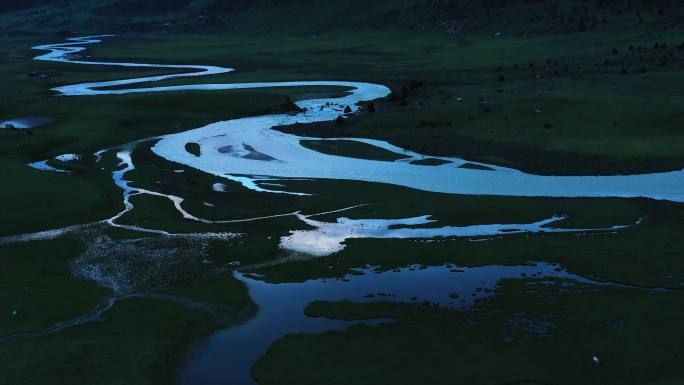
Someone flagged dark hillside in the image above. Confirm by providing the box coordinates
[0,0,72,13]
[94,0,195,16]
[1,0,683,36]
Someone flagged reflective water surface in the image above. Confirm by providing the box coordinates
[15,36,680,385]
[181,262,650,385]
[32,36,684,202]
[281,213,638,256]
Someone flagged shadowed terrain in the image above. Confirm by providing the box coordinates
[1,1,684,385]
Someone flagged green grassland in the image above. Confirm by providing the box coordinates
[0,233,257,385]
[1,1,684,384]
[1,284,255,385]
[253,282,684,385]
[69,28,684,175]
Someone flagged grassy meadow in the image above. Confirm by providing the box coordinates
[1,2,684,383]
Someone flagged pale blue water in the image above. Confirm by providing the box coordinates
[180,262,636,385]
[31,36,684,202]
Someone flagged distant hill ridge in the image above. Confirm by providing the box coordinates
[1,0,683,35]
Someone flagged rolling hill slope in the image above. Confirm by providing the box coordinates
[1,0,683,36]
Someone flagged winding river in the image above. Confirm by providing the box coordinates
[6,35,680,384]
[32,36,684,202]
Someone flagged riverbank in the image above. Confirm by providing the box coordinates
[1,26,684,385]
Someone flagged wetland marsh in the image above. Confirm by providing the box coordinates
[2,2,684,384]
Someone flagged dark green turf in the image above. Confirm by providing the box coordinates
[300,139,411,162]
[1,3,683,384]
[253,280,684,385]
